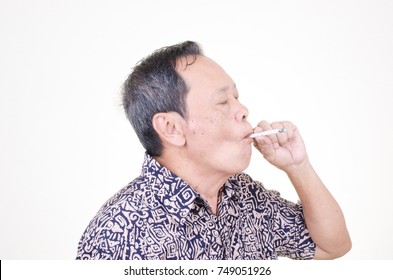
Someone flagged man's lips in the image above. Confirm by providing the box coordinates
[243,129,255,140]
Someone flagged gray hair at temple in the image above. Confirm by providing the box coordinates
[122,41,203,156]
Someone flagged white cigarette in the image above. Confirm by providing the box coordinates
[249,128,287,138]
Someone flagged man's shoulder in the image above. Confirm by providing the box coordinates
[79,175,153,236]
[76,175,157,259]
[99,175,152,213]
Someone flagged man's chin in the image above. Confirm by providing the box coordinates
[231,154,252,175]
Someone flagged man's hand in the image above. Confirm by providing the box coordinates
[253,120,309,172]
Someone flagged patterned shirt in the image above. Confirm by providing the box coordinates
[76,153,316,260]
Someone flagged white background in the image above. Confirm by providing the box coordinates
[0,0,392,259]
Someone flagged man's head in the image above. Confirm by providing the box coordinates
[123,41,254,176]
[122,41,201,157]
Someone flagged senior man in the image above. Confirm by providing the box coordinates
[76,41,351,260]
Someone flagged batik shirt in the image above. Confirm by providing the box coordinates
[76,153,316,260]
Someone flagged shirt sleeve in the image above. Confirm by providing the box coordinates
[267,189,316,260]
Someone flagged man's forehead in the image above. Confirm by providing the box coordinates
[214,84,237,94]
[176,54,225,73]
[177,55,233,84]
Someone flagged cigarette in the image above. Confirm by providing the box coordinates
[249,128,287,138]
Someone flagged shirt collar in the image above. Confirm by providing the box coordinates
[141,153,200,222]
[141,153,241,222]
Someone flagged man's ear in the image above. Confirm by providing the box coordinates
[152,112,186,147]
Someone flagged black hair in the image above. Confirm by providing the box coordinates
[122,41,203,156]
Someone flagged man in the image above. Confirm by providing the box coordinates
[76,41,351,260]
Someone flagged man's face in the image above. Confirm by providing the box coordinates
[178,55,254,177]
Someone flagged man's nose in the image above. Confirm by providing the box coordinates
[235,102,249,122]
